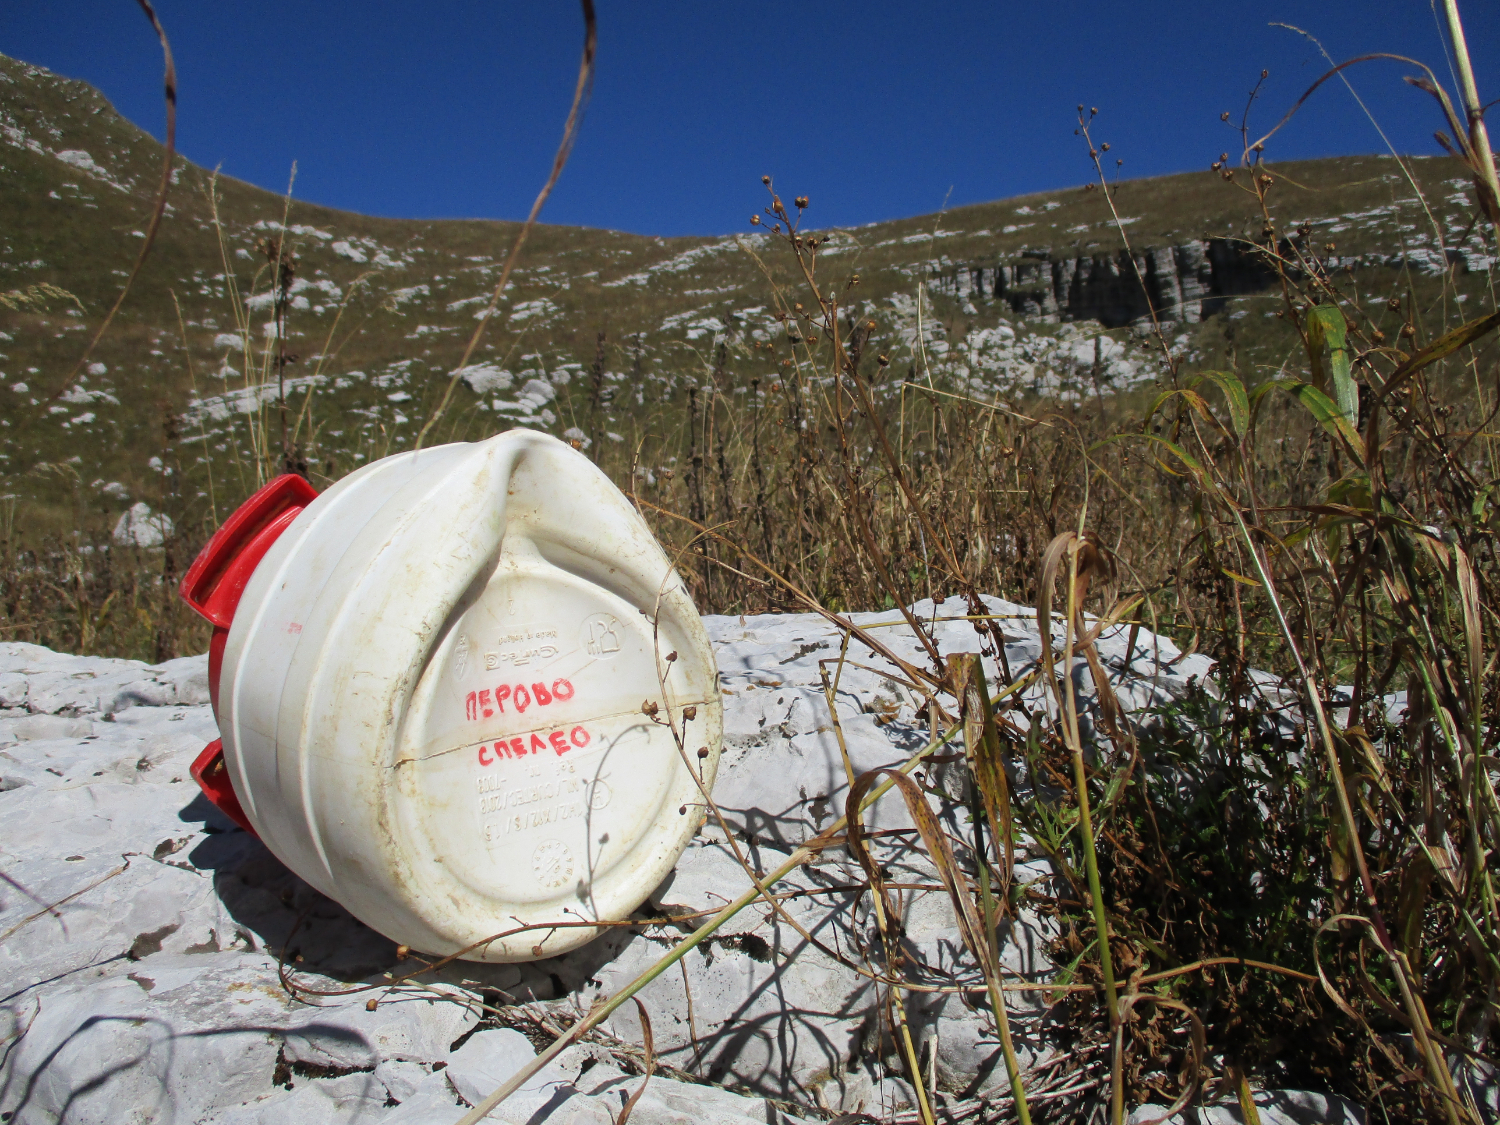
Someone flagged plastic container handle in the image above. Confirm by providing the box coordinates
[180,473,319,629]
[189,739,256,833]
[180,473,318,838]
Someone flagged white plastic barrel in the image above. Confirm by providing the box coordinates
[200,429,721,962]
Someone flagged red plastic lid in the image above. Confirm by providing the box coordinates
[181,474,317,841]
[190,739,256,835]
[181,473,319,629]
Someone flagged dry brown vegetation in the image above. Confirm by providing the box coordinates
[531,60,1500,1125]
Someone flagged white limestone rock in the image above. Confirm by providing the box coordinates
[1128,1088,1367,1124]
[0,642,210,718]
[214,1073,394,1125]
[0,601,1317,1124]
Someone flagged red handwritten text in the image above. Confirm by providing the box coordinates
[476,725,591,766]
[466,678,575,722]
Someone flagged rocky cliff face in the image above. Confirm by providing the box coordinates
[930,236,1491,328]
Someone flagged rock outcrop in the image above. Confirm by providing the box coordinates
[929,237,1491,328]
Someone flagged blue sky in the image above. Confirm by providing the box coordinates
[3,1,1496,236]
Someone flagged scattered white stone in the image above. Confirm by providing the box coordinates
[1129,1089,1367,1124]
[332,240,369,263]
[516,378,555,411]
[111,501,174,548]
[458,364,513,395]
[507,298,556,323]
[387,285,431,309]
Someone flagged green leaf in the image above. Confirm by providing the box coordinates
[1267,379,1365,465]
[1378,308,1500,399]
[1093,433,1209,483]
[1473,483,1494,523]
[1144,386,1223,435]
[1306,305,1357,425]
[1327,474,1372,510]
[1305,305,1329,387]
[1200,370,1250,437]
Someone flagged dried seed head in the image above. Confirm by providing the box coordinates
[1372,328,1386,343]
[877,354,890,366]
[569,439,583,450]
[697,746,709,759]
[1401,322,1416,338]
[1220,111,1231,122]
[794,195,809,209]
[1101,142,1110,152]
[682,705,697,721]
[366,998,379,1011]
[642,699,660,717]
[1324,242,1336,253]
[761,175,771,185]
[396,945,409,958]
[666,650,678,662]
[1388,296,1403,311]
[750,214,760,225]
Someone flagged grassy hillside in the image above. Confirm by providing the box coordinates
[2,51,1490,549]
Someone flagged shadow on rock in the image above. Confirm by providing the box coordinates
[175,791,664,1003]
[178,792,399,981]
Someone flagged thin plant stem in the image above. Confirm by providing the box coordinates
[451,724,961,1125]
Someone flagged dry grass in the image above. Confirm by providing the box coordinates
[519,69,1499,1121]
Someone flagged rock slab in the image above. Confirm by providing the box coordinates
[2,601,1358,1124]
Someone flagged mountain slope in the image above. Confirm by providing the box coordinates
[1,52,1492,540]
